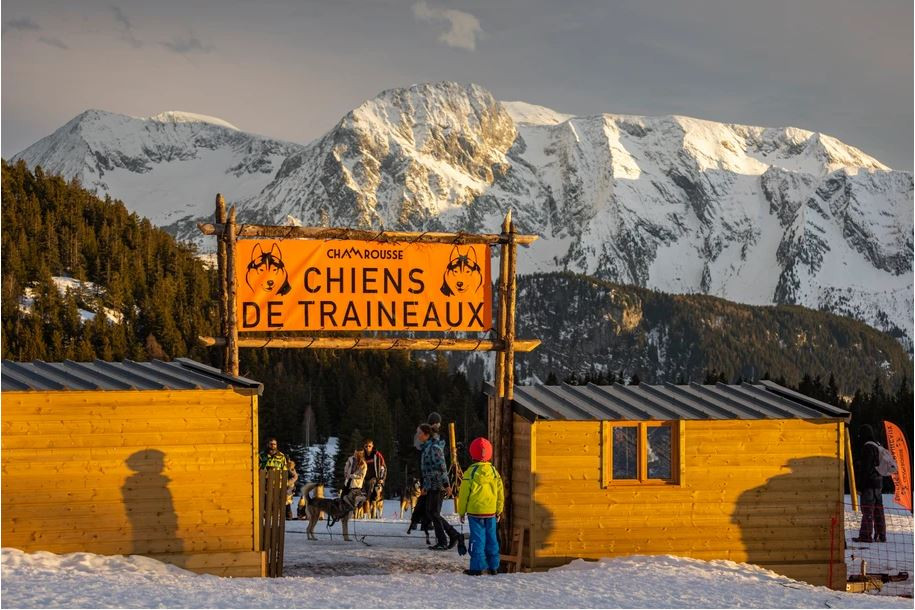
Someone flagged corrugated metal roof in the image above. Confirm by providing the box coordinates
[0,358,262,394]
[487,382,848,421]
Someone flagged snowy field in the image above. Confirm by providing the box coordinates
[844,495,913,598]
[3,497,912,609]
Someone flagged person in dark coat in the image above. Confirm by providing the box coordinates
[853,424,887,543]
[417,423,460,550]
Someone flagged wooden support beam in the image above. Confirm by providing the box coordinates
[225,206,239,377]
[215,195,228,372]
[499,211,518,550]
[199,336,541,352]
[845,426,858,512]
[196,222,539,246]
[491,213,511,443]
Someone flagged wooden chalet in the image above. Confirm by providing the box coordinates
[492,380,850,589]
[1,358,266,577]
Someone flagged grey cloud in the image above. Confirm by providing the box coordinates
[110,5,142,48]
[160,33,213,55]
[412,0,482,51]
[3,17,40,33]
[38,36,69,50]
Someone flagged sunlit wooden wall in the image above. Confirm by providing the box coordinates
[1,388,264,577]
[512,416,846,589]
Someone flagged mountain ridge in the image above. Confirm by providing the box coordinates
[11,81,913,350]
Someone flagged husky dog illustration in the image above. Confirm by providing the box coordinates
[245,243,292,296]
[440,246,483,296]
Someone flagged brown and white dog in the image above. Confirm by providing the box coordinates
[300,482,366,541]
[399,478,421,518]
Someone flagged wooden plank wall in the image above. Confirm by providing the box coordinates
[527,418,845,588]
[1,389,264,577]
[511,415,532,529]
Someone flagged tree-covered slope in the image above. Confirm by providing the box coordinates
[503,273,910,395]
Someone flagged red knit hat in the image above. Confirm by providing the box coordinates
[469,437,493,462]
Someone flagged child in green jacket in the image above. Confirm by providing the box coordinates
[457,437,504,575]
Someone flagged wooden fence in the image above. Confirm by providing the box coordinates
[259,469,287,577]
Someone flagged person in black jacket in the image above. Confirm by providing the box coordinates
[853,424,886,543]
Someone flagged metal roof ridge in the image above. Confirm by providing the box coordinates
[715,382,797,418]
[61,360,135,390]
[145,359,218,389]
[28,360,92,390]
[92,359,167,390]
[173,358,264,392]
[2,362,66,390]
[32,361,103,390]
[730,382,824,419]
[640,383,709,419]
[757,380,850,416]
[662,383,740,418]
[547,383,621,420]
[513,386,568,420]
[612,383,682,420]
[586,384,652,420]
[573,384,625,419]
[121,359,199,390]
[688,382,767,418]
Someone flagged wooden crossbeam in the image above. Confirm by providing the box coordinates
[196,223,539,246]
[199,336,540,352]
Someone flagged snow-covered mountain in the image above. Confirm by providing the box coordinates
[12,109,304,231]
[12,82,913,349]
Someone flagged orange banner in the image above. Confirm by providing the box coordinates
[884,421,911,512]
[235,239,492,332]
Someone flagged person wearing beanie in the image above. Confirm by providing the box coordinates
[457,437,504,576]
[853,424,887,543]
[427,412,442,434]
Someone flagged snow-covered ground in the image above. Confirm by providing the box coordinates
[844,495,913,598]
[18,276,124,324]
[2,498,912,608]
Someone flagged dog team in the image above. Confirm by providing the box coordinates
[258,412,505,576]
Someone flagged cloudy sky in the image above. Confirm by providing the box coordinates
[2,0,912,169]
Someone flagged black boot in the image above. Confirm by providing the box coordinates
[487,569,498,575]
[463,569,482,576]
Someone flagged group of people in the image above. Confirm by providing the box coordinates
[342,437,387,498]
[410,412,505,576]
[258,413,506,576]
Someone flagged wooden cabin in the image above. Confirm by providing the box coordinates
[497,381,850,589]
[1,358,265,577]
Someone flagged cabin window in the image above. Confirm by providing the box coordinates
[601,421,680,486]
[612,426,638,479]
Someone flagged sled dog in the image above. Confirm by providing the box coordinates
[300,482,365,541]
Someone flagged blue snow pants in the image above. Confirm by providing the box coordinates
[468,516,500,572]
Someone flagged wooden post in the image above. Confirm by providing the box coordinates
[225,205,239,377]
[491,213,511,445]
[215,195,228,372]
[449,422,463,514]
[845,426,859,512]
[498,213,518,547]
